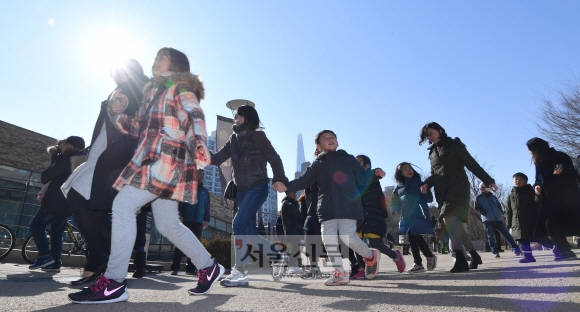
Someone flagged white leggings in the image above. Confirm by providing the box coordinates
[321,219,372,273]
[104,185,213,282]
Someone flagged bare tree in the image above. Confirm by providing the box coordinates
[537,79,580,156]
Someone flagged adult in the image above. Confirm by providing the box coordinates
[62,58,147,285]
[210,104,288,287]
[526,137,580,261]
[29,136,86,272]
[419,122,496,273]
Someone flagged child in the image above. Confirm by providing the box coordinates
[280,130,384,286]
[391,162,437,273]
[505,172,554,263]
[351,155,406,279]
[69,48,224,304]
[281,191,303,274]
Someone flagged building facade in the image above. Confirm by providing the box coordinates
[203,131,223,196]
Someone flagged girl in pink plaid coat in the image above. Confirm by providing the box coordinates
[69,48,224,304]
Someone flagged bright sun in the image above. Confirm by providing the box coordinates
[82,26,140,76]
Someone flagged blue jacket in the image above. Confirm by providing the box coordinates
[178,184,210,224]
[391,175,435,236]
[474,192,504,222]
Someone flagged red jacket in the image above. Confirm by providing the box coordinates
[109,72,210,204]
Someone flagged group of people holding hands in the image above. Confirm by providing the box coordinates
[28,47,580,305]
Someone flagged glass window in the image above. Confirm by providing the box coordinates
[9,191,24,200]
[0,200,21,215]
[215,219,227,231]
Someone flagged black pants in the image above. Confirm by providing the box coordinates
[171,221,203,272]
[546,212,580,254]
[68,188,111,272]
[409,235,434,266]
[354,238,398,269]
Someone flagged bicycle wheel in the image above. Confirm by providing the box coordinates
[22,234,49,264]
[0,224,15,260]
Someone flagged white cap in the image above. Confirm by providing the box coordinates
[479,182,486,188]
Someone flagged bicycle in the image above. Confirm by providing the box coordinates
[22,219,87,264]
[0,223,15,260]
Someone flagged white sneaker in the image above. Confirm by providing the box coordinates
[324,270,349,286]
[407,263,426,273]
[286,266,303,274]
[426,255,437,271]
[220,268,249,287]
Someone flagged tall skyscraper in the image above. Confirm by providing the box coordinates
[296,134,305,173]
[258,178,278,231]
[203,131,222,196]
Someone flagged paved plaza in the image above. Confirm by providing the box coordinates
[1,250,579,311]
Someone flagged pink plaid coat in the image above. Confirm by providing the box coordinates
[109,72,210,204]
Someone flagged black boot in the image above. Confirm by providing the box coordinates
[450,250,470,273]
[132,251,147,278]
[468,250,483,269]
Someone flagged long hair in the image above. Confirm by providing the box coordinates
[158,47,190,73]
[419,122,448,146]
[236,105,261,130]
[394,162,421,184]
[526,137,550,165]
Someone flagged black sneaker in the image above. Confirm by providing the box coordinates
[555,251,578,261]
[188,260,224,295]
[29,254,55,270]
[41,262,61,273]
[68,275,128,304]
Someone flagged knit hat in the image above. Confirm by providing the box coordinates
[65,136,85,149]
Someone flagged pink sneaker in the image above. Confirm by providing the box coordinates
[364,248,380,279]
[393,249,406,273]
[352,268,366,280]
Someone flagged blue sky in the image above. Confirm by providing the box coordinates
[2,1,579,203]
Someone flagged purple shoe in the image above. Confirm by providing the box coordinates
[68,275,128,304]
[188,260,225,295]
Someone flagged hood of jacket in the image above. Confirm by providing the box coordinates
[145,71,205,100]
[47,146,58,155]
[511,183,534,194]
[427,136,463,151]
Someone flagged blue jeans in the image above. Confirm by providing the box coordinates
[29,208,68,263]
[484,221,519,253]
[233,183,278,267]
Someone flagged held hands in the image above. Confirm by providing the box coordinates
[108,88,128,115]
[273,181,287,193]
[553,164,563,175]
[535,185,542,195]
[420,183,430,194]
[374,168,386,177]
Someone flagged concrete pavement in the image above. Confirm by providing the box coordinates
[1,249,580,311]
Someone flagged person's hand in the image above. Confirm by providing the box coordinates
[274,181,287,192]
[535,185,542,195]
[488,183,498,192]
[203,221,209,229]
[109,89,128,114]
[374,168,386,177]
[420,183,429,194]
[553,164,563,175]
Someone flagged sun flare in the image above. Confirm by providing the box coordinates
[81,27,140,76]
